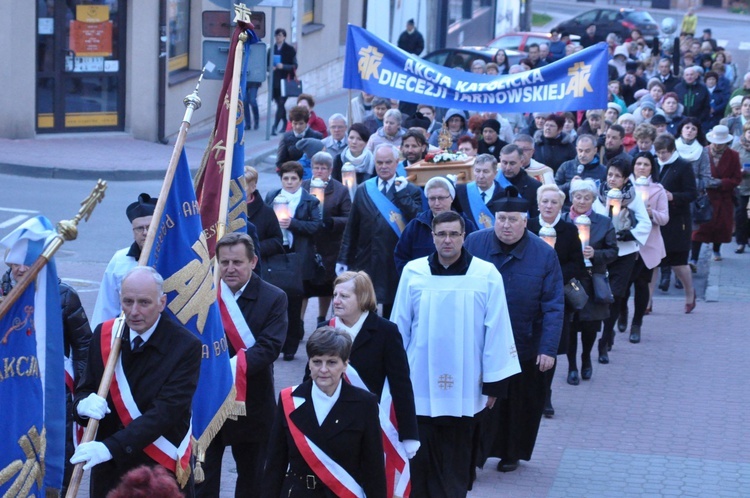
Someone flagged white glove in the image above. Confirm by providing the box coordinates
[77,393,111,420]
[70,441,112,470]
[335,263,348,276]
[394,176,408,192]
[402,439,421,459]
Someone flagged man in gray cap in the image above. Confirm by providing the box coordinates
[465,188,564,474]
[91,193,157,327]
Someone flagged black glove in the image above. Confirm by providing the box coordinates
[616,230,636,242]
[596,134,606,148]
[323,216,334,231]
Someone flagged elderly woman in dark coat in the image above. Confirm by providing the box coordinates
[528,184,586,416]
[691,125,743,263]
[301,151,352,323]
[654,134,698,313]
[266,161,322,360]
[561,179,618,385]
[244,166,284,262]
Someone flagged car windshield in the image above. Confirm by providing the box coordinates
[625,11,656,23]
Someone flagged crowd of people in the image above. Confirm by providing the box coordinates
[5,14,749,498]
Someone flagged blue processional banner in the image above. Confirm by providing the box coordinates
[0,217,65,496]
[148,150,236,461]
[343,25,609,113]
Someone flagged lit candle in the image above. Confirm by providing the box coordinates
[341,163,357,201]
[607,188,623,217]
[273,194,291,245]
[539,225,557,248]
[575,214,592,267]
[635,176,650,204]
[309,178,326,206]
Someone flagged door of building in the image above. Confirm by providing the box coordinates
[36,1,126,133]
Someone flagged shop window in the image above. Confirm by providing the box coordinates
[168,0,190,72]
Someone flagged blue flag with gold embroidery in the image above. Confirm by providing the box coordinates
[343,24,609,113]
[0,217,65,496]
[147,149,235,467]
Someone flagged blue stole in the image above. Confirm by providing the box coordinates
[397,160,408,178]
[466,182,494,229]
[364,177,406,237]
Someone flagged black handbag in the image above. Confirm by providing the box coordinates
[263,246,304,296]
[591,271,614,304]
[564,278,589,310]
[691,190,713,224]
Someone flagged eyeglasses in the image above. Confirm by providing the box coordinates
[132,226,149,233]
[427,196,451,203]
[433,231,464,240]
[495,215,524,225]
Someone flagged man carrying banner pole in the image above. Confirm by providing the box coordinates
[65,31,240,497]
[0,184,106,498]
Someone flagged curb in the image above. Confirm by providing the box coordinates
[0,162,182,182]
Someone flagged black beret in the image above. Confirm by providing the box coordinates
[488,186,529,213]
[481,119,501,134]
[126,193,157,222]
[404,112,431,130]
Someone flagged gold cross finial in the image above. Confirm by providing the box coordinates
[233,3,253,24]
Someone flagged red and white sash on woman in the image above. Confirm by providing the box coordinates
[329,318,411,498]
[101,318,192,487]
[217,281,256,404]
[280,387,365,498]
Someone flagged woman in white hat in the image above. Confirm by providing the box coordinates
[691,125,743,263]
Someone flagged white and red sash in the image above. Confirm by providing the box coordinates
[64,356,84,448]
[280,387,365,498]
[101,318,192,487]
[330,318,411,498]
[217,280,256,404]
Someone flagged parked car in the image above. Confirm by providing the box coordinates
[487,31,581,52]
[555,8,659,41]
[422,46,525,71]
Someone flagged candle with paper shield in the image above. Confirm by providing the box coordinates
[539,225,557,248]
[341,163,357,200]
[607,188,623,217]
[575,214,592,267]
[635,176,650,204]
[273,195,291,245]
[309,178,326,207]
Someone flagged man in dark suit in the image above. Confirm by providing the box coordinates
[656,57,679,92]
[337,144,423,318]
[196,233,288,498]
[453,154,506,230]
[276,105,324,172]
[498,144,542,218]
[271,28,297,134]
[72,267,202,497]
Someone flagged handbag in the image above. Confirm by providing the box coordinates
[281,73,303,98]
[591,271,614,304]
[564,278,589,310]
[263,242,304,296]
[691,189,713,224]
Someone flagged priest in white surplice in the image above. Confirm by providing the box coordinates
[391,211,520,498]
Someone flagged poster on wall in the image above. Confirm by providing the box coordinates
[69,21,113,57]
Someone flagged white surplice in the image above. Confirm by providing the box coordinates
[391,256,521,418]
